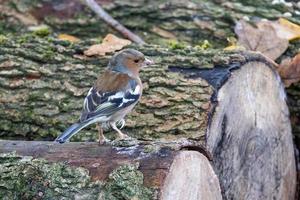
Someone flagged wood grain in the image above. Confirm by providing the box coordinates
[207,62,296,200]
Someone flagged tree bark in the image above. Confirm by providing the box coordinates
[0,34,297,199]
[0,38,216,141]
[3,0,300,47]
[0,140,222,200]
[0,0,299,198]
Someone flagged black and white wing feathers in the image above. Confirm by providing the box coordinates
[80,79,140,122]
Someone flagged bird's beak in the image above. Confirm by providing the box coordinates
[142,57,154,67]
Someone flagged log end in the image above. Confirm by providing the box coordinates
[207,60,296,199]
[161,151,222,200]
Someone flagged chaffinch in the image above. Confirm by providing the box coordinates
[55,49,153,144]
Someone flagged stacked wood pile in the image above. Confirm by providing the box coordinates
[0,43,296,199]
[0,0,298,199]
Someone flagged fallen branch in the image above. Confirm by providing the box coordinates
[85,0,146,45]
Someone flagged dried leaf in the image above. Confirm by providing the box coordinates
[278,54,300,87]
[58,34,80,42]
[270,18,300,41]
[151,26,176,39]
[84,34,131,56]
[235,20,289,60]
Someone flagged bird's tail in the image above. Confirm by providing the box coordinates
[55,121,91,143]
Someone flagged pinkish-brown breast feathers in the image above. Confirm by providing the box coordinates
[94,70,131,92]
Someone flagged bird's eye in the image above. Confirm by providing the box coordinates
[134,59,139,63]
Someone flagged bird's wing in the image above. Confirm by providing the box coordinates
[80,77,141,122]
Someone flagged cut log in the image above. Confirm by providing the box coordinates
[0,140,222,200]
[206,61,297,200]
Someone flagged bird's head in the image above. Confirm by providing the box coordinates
[108,49,154,77]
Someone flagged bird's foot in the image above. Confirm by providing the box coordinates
[112,136,137,147]
[116,133,130,141]
[98,137,110,145]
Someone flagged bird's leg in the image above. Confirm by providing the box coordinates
[96,123,108,145]
[110,122,129,140]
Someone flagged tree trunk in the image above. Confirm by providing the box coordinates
[0,140,222,200]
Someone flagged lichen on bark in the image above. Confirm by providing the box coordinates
[0,34,217,142]
[3,0,300,47]
[100,163,155,200]
[1,0,300,144]
[0,152,101,200]
[0,152,155,200]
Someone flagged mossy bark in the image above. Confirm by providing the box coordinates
[0,33,296,144]
[0,1,299,198]
[0,140,211,200]
[0,152,154,200]
[1,0,300,145]
[2,0,300,47]
[0,34,217,141]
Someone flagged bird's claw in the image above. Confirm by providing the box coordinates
[98,138,110,145]
[116,133,130,141]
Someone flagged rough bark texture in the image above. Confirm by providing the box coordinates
[0,140,221,200]
[1,0,299,145]
[0,38,297,199]
[0,35,215,141]
[1,0,300,144]
[2,0,300,46]
[0,0,299,199]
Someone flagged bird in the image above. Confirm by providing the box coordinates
[55,49,153,144]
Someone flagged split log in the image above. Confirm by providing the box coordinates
[0,34,297,199]
[0,140,221,200]
[206,60,297,200]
